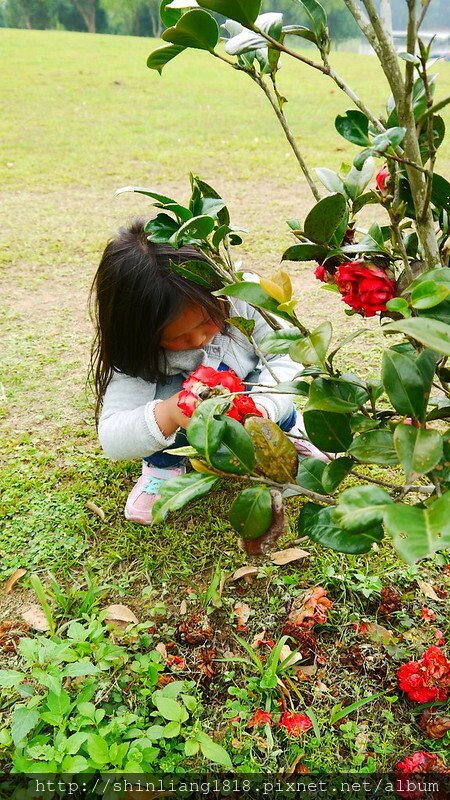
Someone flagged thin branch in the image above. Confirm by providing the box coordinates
[384,151,429,175]
[389,212,414,283]
[253,74,321,202]
[418,0,432,29]
[404,0,417,104]
[252,27,385,132]
[244,473,336,505]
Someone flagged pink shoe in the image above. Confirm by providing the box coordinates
[124,462,186,525]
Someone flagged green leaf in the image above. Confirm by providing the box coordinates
[185,738,200,757]
[299,503,383,554]
[171,214,215,246]
[348,430,399,466]
[169,258,220,288]
[162,8,219,50]
[353,190,379,213]
[225,316,255,339]
[289,321,332,367]
[197,731,232,769]
[383,317,450,357]
[303,410,353,453]
[382,348,427,420]
[187,396,230,459]
[152,473,219,523]
[144,213,179,244]
[394,424,443,479]
[160,0,186,26]
[87,734,109,766]
[164,720,181,738]
[295,0,327,38]
[11,707,40,746]
[147,44,186,74]
[335,110,370,147]
[46,689,71,716]
[307,377,368,413]
[65,732,89,755]
[383,494,450,563]
[431,173,450,213]
[332,485,393,533]
[282,243,328,262]
[61,755,89,772]
[214,282,293,323]
[296,457,325,493]
[0,669,26,688]
[411,280,450,310]
[197,0,261,28]
[386,297,411,317]
[155,695,188,722]
[315,168,345,196]
[62,662,100,678]
[259,328,302,354]
[321,456,353,492]
[146,725,166,740]
[229,486,272,540]
[303,194,347,245]
[209,417,255,475]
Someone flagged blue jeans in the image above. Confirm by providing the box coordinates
[144,404,297,469]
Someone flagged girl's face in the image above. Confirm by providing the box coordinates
[160,304,221,351]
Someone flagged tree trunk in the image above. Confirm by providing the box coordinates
[74,0,96,33]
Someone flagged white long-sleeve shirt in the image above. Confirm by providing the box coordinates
[98,299,301,460]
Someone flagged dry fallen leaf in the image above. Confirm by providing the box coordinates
[356,622,397,646]
[280,644,303,666]
[155,642,168,661]
[20,604,50,631]
[417,579,443,602]
[103,604,139,630]
[85,500,105,521]
[179,599,187,616]
[270,547,310,566]
[230,566,259,582]
[3,568,27,595]
[296,664,317,678]
[233,601,252,630]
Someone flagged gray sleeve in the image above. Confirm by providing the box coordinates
[248,306,303,422]
[98,372,176,460]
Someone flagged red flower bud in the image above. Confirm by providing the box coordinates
[375,165,390,194]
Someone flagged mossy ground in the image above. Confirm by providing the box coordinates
[1,28,450,774]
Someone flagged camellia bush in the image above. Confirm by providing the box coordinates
[122,0,450,563]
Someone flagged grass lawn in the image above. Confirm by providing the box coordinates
[1,27,450,776]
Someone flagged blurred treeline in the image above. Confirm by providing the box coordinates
[1,0,448,38]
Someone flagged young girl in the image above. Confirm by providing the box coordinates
[91,219,320,525]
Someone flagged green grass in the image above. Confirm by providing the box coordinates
[1,28,450,775]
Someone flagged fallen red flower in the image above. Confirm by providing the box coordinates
[247,709,272,728]
[397,646,450,703]
[421,607,437,622]
[395,751,448,799]
[283,586,332,638]
[279,712,313,736]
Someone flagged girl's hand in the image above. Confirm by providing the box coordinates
[154,393,191,437]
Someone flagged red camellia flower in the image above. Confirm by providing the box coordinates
[279,712,313,736]
[397,646,450,703]
[395,752,445,800]
[375,164,390,194]
[177,366,264,423]
[421,607,437,622]
[247,709,272,728]
[334,261,397,317]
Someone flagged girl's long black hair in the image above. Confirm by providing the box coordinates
[89,219,229,423]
